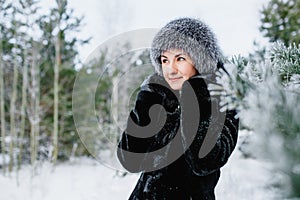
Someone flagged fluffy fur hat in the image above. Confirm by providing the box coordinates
[150,17,222,75]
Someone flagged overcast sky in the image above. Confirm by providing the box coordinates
[42,0,270,62]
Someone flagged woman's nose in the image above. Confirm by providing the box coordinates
[169,61,178,73]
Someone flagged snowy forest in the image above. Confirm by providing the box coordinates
[0,0,300,199]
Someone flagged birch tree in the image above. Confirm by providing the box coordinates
[37,0,89,162]
[8,6,22,172]
[0,0,90,171]
[16,0,40,170]
[0,0,13,174]
[0,14,6,174]
[26,44,40,168]
[18,46,28,170]
[52,9,61,163]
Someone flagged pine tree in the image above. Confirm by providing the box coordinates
[216,43,300,198]
[260,0,300,46]
[38,0,90,162]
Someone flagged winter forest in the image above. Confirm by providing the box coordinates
[0,0,300,199]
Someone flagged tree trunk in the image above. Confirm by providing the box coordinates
[35,46,40,165]
[0,31,6,175]
[52,29,61,163]
[9,45,19,172]
[18,47,28,170]
[29,46,40,168]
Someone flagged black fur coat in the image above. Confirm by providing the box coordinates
[117,73,239,200]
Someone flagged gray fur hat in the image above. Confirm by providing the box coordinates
[150,17,222,75]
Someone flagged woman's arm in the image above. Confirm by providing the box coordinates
[180,75,239,176]
[117,89,164,172]
[117,74,181,172]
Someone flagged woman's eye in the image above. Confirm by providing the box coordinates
[177,57,185,61]
[161,58,168,63]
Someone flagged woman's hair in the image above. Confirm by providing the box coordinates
[150,17,222,75]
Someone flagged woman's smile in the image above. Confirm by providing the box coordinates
[161,49,197,90]
[168,76,183,82]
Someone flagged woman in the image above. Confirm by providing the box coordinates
[117,17,239,200]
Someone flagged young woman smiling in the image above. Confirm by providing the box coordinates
[117,17,239,200]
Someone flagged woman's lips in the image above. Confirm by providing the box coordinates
[168,77,183,82]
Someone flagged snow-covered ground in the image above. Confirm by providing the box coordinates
[0,130,284,200]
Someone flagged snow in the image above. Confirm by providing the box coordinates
[216,145,283,200]
[0,158,138,200]
[0,130,283,200]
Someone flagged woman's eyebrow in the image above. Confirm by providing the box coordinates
[174,53,186,57]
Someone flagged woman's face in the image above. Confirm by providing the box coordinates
[161,49,197,90]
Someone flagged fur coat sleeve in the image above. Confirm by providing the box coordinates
[180,75,239,176]
[117,74,181,172]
